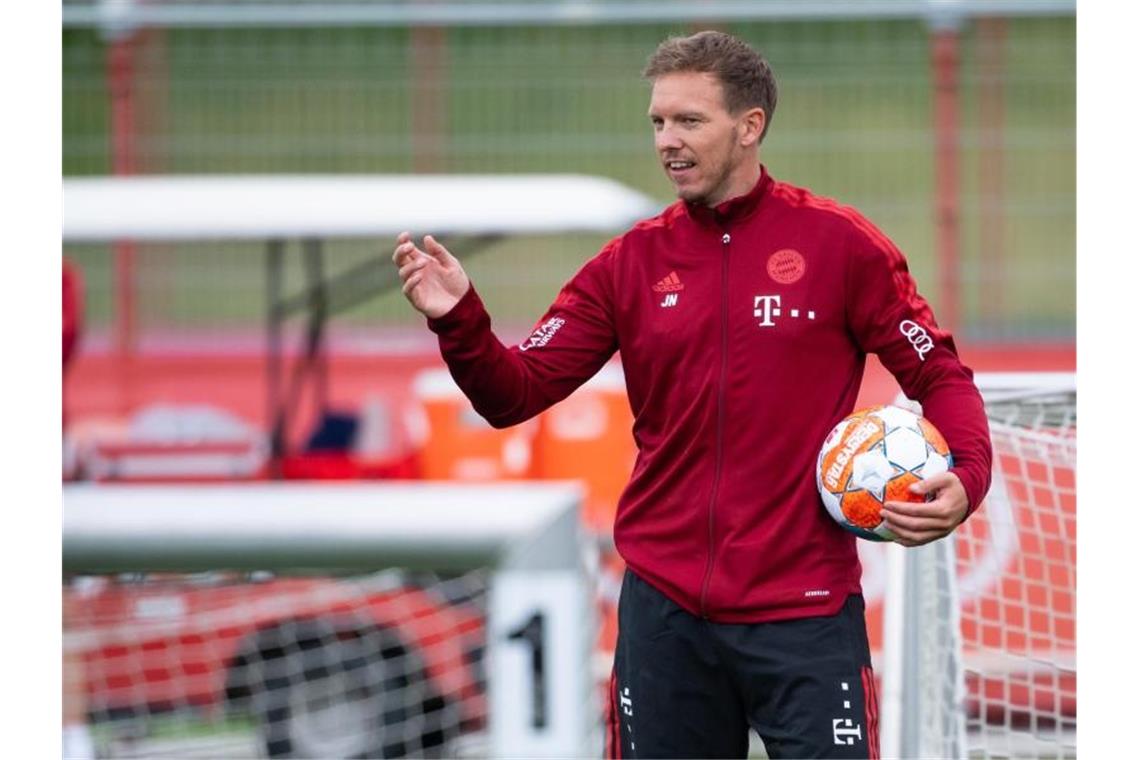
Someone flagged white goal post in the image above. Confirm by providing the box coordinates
[63,482,598,759]
[880,372,1076,759]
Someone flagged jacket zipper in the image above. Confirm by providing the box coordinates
[699,230,732,617]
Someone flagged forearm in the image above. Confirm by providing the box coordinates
[911,362,993,515]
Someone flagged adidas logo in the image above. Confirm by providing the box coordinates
[652,271,685,293]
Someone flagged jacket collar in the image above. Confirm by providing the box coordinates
[684,164,773,228]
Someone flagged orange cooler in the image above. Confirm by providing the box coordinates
[412,368,538,481]
[532,362,637,532]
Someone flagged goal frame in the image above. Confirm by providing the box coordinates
[879,371,1076,759]
[63,481,597,758]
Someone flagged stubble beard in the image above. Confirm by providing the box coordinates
[673,150,740,208]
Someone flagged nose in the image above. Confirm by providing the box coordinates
[655,124,683,154]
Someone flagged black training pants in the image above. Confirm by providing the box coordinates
[605,570,880,759]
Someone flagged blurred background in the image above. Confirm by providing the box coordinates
[61,2,1076,758]
[64,0,1074,347]
[62,0,1075,470]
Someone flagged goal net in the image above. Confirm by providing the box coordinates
[881,372,1076,759]
[63,482,598,759]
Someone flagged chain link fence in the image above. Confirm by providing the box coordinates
[63,2,1074,344]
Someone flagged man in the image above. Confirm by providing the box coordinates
[393,31,991,759]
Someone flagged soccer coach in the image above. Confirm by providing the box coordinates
[394,30,992,759]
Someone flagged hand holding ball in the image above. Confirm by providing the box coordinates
[816,405,952,542]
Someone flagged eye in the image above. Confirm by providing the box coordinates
[650,117,664,131]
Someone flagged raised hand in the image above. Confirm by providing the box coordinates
[392,231,471,319]
[880,470,969,547]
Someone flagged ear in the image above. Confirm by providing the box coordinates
[738,107,766,148]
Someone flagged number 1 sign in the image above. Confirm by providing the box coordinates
[489,570,596,757]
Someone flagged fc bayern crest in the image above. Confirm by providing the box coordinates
[767,249,806,284]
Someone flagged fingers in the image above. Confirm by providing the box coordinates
[882,486,965,546]
[905,470,955,498]
[891,530,947,548]
[398,254,430,280]
[394,232,452,270]
[394,232,465,315]
[881,498,936,518]
[393,231,424,267]
[882,506,950,547]
[882,501,949,533]
[394,231,429,298]
[392,241,411,266]
[423,234,456,264]
[397,249,433,301]
[402,270,424,296]
[393,242,418,267]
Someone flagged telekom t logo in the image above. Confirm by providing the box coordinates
[754,295,781,326]
[832,718,863,745]
[754,294,815,328]
[620,687,633,716]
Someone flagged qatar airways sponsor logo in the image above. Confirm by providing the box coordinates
[898,319,934,361]
[519,316,565,352]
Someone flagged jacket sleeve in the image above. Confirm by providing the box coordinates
[844,218,993,516]
[425,240,620,429]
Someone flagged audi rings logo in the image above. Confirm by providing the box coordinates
[899,320,934,361]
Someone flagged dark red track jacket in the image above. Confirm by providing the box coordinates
[428,166,992,623]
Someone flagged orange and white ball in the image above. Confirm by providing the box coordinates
[816,405,952,541]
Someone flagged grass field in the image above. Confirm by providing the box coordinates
[62,17,1075,342]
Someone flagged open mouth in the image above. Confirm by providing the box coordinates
[665,160,696,179]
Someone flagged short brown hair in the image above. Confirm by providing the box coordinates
[643,31,778,141]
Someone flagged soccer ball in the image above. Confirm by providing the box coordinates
[816,405,952,541]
